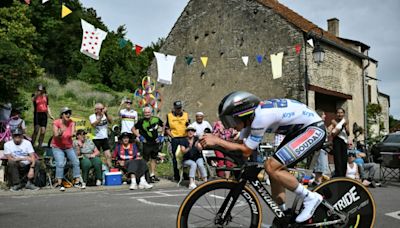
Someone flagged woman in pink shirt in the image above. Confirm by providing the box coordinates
[51,107,82,191]
[31,84,54,147]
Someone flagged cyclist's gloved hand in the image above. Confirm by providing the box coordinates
[139,136,145,142]
[157,136,164,143]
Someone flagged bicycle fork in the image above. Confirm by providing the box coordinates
[214,180,247,226]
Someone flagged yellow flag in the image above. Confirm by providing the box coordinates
[62,4,72,18]
[200,57,208,68]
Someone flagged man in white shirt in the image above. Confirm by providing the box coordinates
[191,112,212,138]
[4,128,39,191]
[118,98,138,138]
[89,103,113,168]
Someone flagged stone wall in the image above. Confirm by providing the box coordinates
[148,0,306,121]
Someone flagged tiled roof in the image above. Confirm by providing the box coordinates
[256,0,347,47]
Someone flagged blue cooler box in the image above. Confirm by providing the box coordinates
[104,171,122,186]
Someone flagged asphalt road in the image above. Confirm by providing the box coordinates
[0,181,399,228]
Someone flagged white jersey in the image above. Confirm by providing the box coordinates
[119,109,138,133]
[243,99,322,150]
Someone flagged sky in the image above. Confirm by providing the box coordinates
[80,0,400,118]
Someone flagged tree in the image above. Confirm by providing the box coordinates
[0,1,42,105]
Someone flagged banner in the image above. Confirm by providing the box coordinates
[71,117,94,139]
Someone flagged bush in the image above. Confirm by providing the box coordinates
[92,83,113,93]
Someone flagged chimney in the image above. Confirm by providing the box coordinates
[327,18,339,37]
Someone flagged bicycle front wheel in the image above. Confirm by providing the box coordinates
[177,179,262,228]
[312,177,376,227]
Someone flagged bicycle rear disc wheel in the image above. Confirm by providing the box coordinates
[312,177,376,227]
[177,179,262,228]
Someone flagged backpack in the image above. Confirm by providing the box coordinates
[34,168,47,187]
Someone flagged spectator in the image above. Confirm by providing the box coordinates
[309,110,329,186]
[31,84,54,147]
[73,129,103,188]
[328,108,349,177]
[212,121,236,179]
[113,132,153,190]
[191,112,212,138]
[51,107,82,191]
[180,125,207,189]
[9,109,27,135]
[89,103,113,168]
[348,143,378,187]
[165,101,190,182]
[4,128,39,191]
[346,151,360,180]
[133,106,164,183]
[118,98,138,138]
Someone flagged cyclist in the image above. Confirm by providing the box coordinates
[200,91,326,223]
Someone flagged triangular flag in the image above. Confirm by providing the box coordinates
[25,0,30,4]
[307,39,314,48]
[42,0,49,3]
[185,56,193,65]
[295,44,302,54]
[242,56,249,66]
[62,4,72,18]
[200,57,208,67]
[119,38,128,48]
[256,55,263,64]
[135,45,143,56]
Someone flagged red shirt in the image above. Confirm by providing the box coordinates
[51,119,74,149]
[35,95,48,112]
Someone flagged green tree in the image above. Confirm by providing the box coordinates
[0,1,42,104]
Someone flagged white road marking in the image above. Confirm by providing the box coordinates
[114,189,189,196]
[385,210,400,220]
[131,194,188,199]
[137,198,180,207]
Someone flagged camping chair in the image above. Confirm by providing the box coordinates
[43,147,74,188]
[379,152,400,183]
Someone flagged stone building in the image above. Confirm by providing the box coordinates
[149,0,389,140]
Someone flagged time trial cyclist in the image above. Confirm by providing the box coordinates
[200,91,326,223]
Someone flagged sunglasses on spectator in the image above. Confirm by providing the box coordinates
[62,111,72,116]
[125,102,132,104]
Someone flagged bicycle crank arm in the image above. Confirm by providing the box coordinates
[320,200,347,222]
[301,218,343,227]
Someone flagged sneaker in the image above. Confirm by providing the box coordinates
[129,182,138,190]
[25,182,39,191]
[150,175,160,183]
[362,179,371,187]
[139,181,153,189]
[81,182,86,189]
[10,184,22,192]
[188,183,197,190]
[74,182,84,188]
[96,180,102,186]
[55,184,65,192]
[295,192,323,223]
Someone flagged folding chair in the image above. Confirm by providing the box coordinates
[43,147,74,188]
[380,152,400,183]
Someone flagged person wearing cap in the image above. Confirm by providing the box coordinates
[4,128,40,191]
[113,132,153,190]
[345,151,360,180]
[9,109,27,136]
[31,84,55,147]
[51,107,82,191]
[191,112,212,138]
[180,125,208,189]
[165,100,190,181]
[118,98,138,138]
[89,103,113,168]
[133,106,165,183]
[73,129,103,188]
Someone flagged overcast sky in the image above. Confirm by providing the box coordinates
[80,0,400,118]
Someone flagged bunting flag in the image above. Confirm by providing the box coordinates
[119,38,128,48]
[307,39,314,48]
[270,52,284,79]
[80,19,108,60]
[200,57,208,67]
[135,45,143,56]
[42,0,49,3]
[154,52,177,85]
[256,55,263,63]
[185,56,193,65]
[242,56,249,66]
[295,44,302,54]
[61,4,72,18]
[25,0,30,4]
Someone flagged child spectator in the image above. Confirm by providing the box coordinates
[113,132,153,190]
[212,121,236,178]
